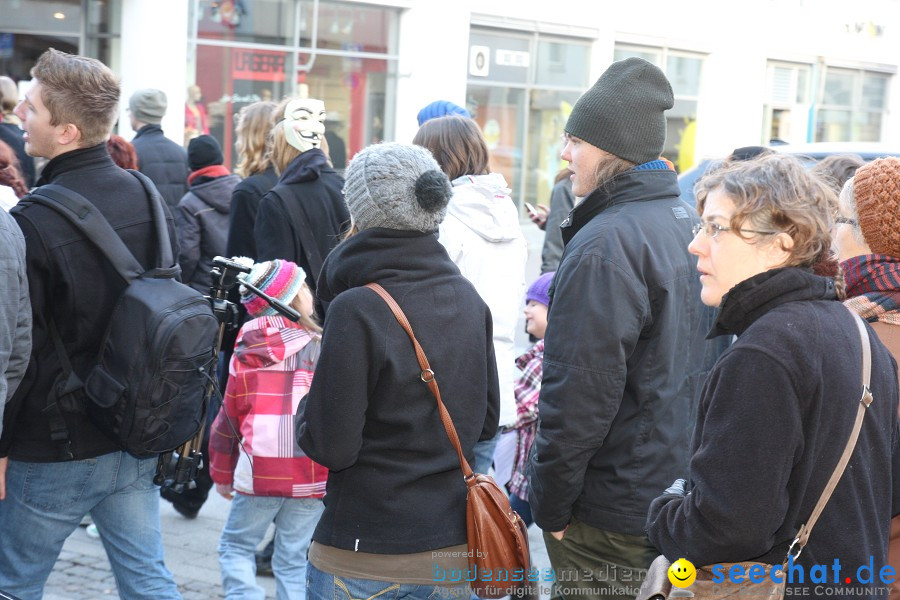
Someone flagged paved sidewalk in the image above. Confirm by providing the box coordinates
[44,492,550,599]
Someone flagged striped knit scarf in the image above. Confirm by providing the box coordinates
[841,254,900,325]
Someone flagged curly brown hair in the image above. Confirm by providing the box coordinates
[0,139,27,199]
[696,153,844,297]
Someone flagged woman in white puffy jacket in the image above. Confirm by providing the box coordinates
[413,115,527,473]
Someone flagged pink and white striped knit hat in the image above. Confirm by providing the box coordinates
[239,259,306,318]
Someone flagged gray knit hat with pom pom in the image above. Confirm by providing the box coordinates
[343,142,452,232]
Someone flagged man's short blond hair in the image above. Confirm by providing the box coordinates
[32,48,120,147]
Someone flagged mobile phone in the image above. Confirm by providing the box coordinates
[524,202,537,216]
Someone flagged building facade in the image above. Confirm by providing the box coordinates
[2,0,898,208]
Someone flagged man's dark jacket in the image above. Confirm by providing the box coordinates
[254,149,350,293]
[175,173,240,294]
[2,144,178,461]
[132,124,189,211]
[529,167,708,536]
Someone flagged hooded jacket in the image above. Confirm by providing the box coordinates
[209,315,327,498]
[646,268,900,597]
[174,172,240,293]
[131,124,189,211]
[529,166,708,536]
[254,149,349,294]
[297,227,500,554]
[438,173,526,426]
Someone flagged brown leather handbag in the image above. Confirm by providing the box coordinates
[637,308,875,600]
[366,283,530,599]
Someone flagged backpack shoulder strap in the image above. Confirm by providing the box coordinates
[127,169,174,268]
[26,184,144,283]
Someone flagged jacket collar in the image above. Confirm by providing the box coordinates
[560,168,679,245]
[712,267,837,338]
[133,124,163,140]
[37,143,116,186]
[317,228,458,304]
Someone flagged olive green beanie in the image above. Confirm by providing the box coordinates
[565,57,674,165]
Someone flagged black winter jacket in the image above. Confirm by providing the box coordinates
[3,144,178,461]
[297,228,500,554]
[132,124,189,211]
[175,173,240,293]
[226,166,278,260]
[529,167,707,536]
[647,268,900,596]
[254,149,349,292]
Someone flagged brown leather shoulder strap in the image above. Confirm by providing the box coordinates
[789,307,873,561]
[364,283,475,480]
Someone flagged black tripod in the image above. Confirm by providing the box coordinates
[154,256,300,497]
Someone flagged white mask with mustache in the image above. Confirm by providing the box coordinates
[283,98,326,153]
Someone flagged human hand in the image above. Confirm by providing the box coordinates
[216,483,234,500]
[550,525,568,541]
[527,203,550,230]
[0,457,6,500]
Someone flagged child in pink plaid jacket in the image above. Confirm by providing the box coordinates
[209,258,327,600]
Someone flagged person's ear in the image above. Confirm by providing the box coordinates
[57,123,82,147]
[766,231,794,268]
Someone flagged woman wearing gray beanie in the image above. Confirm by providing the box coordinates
[296,142,500,599]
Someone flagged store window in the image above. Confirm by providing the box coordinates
[190,0,398,168]
[815,67,891,142]
[614,45,704,173]
[466,28,590,210]
[762,61,811,144]
[0,0,118,88]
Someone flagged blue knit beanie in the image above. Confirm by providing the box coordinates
[526,272,555,307]
[417,100,470,126]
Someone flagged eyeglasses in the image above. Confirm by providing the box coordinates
[834,216,858,226]
[691,221,778,239]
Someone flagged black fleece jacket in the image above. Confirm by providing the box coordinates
[646,268,900,595]
[297,228,500,554]
[3,144,178,461]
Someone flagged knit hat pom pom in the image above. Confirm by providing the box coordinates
[414,170,451,213]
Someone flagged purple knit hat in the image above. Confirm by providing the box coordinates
[526,271,555,307]
[240,259,306,318]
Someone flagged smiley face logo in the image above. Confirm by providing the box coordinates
[668,558,696,588]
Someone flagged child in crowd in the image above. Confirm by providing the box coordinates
[507,271,554,527]
[209,258,327,600]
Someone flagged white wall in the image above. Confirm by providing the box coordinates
[117,0,189,145]
[394,1,474,144]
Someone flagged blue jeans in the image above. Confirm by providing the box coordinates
[218,493,324,600]
[472,429,501,475]
[0,452,180,600]
[307,563,471,600]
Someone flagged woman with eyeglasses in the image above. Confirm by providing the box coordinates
[645,153,900,597]
[833,156,900,600]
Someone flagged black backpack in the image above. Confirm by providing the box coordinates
[25,171,219,458]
